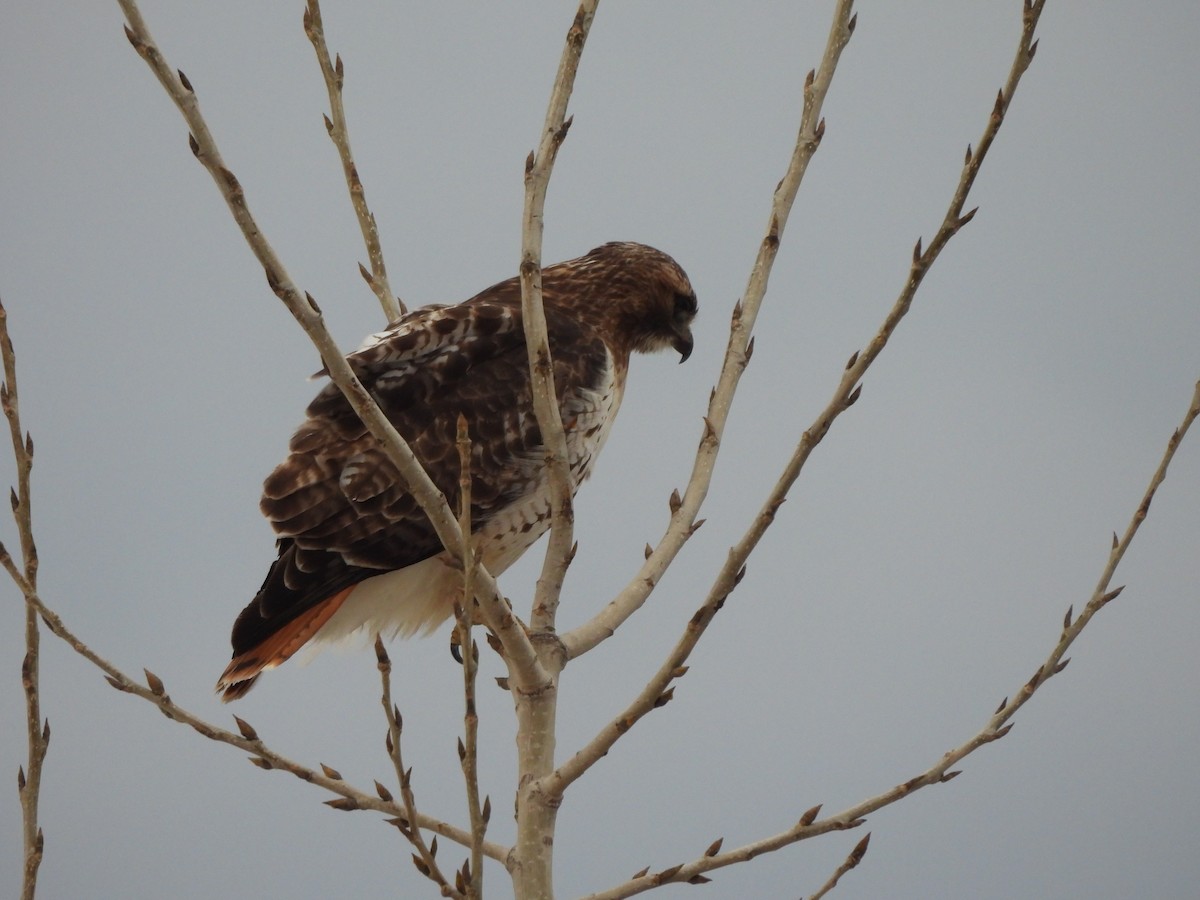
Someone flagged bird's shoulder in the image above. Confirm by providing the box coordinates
[306,289,610,428]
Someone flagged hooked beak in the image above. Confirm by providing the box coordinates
[673,321,694,363]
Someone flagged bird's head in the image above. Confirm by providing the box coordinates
[549,241,697,363]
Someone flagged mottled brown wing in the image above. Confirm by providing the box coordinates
[228,292,608,661]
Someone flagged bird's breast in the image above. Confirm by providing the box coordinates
[475,351,624,572]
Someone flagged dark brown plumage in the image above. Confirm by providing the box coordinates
[218,242,696,700]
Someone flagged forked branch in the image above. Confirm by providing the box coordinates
[116,0,547,690]
[579,368,1196,900]
[1,559,510,863]
[548,0,860,799]
[556,0,1044,798]
[562,0,858,661]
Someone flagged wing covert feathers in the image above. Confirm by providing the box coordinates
[218,242,697,699]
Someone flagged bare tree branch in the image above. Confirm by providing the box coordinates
[694,0,1048,663]
[545,0,860,802]
[551,0,1046,808]
[561,0,858,661]
[303,0,405,321]
[374,638,462,896]
[116,0,547,690]
[790,378,1200,843]
[9,3,1185,897]
[0,298,46,900]
[6,559,512,864]
[454,415,487,898]
[576,803,861,900]
[0,301,37,602]
[0,304,507,877]
[519,0,599,634]
[506,4,600,898]
[576,373,1200,900]
[807,834,871,900]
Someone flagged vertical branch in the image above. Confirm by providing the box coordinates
[303,0,405,321]
[454,416,487,898]
[562,0,858,660]
[510,5,598,900]
[520,0,599,633]
[0,298,47,900]
[0,302,37,600]
[375,639,460,897]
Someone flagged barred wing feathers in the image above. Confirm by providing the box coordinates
[217,242,696,700]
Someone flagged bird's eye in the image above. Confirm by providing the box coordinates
[674,291,697,317]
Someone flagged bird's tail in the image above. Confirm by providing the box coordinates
[215,585,354,702]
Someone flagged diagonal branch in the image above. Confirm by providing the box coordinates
[578,374,1199,900]
[988,380,1200,730]
[780,379,1200,865]
[807,834,871,900]
[0,563,512,864]
[520,0,599,634]
[545,0,859,801]
[551,0,1046,812]
[562,0,858,661]
[303,0,405,321]
[696,0,1047,641]
[1,298,47,900]
[116,0,547,690]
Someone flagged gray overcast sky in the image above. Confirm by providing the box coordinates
[2,2,1198,898]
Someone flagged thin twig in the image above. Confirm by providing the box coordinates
[376,639,461,896]
[568,3,1051,892]
[698,0,1048,659]
[454,416,487,897]
[561,0,858,661]
[0,301,37,594]
[990,381,1200,728]
[789,378,1200,851]
[116,0,546,690]
[0,298,47,900]
[808,834,871,900]
[546,0,860,801]
[576,374,1199,900]
[303,0,404,321]
[7,568,509,862]
[554,0,1045,802]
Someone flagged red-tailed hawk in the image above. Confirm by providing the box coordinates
[217,242,696,700]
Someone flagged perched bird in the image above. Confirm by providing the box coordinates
[217,242,697,700]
